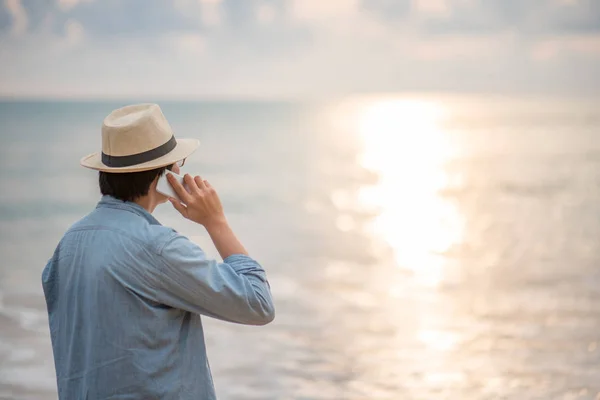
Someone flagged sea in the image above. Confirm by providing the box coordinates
[1,95,599,400]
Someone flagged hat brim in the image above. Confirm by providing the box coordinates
[80,138,200,173]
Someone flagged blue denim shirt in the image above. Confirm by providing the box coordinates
[41,196,275,399]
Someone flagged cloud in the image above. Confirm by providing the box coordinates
[360,0,412,23]
[57,0,93,12]
[4,0,27,35]
[414,0,451,16]
[360,0,600,35]
[256,2,277,24]
[62,0,202,37]
[196,0,222,27]
[0,0,599,98]
[291,0,360,21]
[64,18,84,46]
[5,0,600,38]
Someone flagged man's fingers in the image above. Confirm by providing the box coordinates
[167,173,193,204]
[194,176,207,190]
[169,197,188,217]
[183,173,200,194]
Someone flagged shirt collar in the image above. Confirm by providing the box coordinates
[96,195,162,226]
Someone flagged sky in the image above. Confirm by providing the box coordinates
[0,0,599,99]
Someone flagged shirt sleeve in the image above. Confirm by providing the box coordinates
[153,233,275,326]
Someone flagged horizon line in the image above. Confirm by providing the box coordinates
[1,90,599,103]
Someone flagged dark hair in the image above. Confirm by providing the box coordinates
[99,164,172,202]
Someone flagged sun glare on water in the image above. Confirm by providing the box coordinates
[356,98,464,287]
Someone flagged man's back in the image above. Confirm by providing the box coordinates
[42,196,274,399]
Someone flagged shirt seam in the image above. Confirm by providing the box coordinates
[156,232,179,256]
[66,226,155,251]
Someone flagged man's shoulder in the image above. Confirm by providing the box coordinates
[145,223,180,253]
[64,207,179,255]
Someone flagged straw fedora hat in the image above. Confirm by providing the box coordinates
[80,103,200,173]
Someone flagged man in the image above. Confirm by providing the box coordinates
[42,103,275,399]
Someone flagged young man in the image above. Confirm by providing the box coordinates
[42,104,275,399]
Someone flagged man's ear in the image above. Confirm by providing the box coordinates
[150,175,161,194]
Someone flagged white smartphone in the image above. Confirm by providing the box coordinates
[156,171,189,202]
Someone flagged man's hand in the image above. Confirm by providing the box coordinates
[167,173,226,229]
[167,173,248,258]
